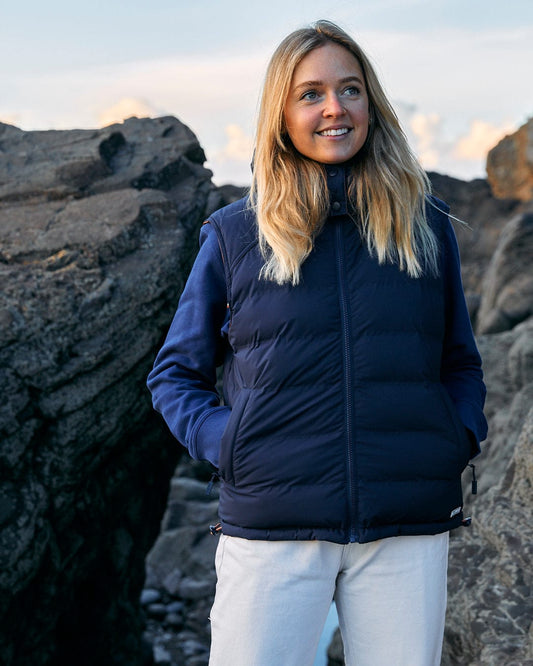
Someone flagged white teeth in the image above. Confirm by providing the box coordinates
[320,128,349,136]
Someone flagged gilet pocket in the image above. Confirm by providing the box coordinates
[438,386,471,471]
[218,388,251,485]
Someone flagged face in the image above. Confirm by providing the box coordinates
[283,42,370,165]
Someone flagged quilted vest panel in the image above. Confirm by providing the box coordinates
[208,197,470,543]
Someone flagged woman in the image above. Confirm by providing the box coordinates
[148,20,487,666]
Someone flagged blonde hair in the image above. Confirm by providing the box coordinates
[250,20,438,285]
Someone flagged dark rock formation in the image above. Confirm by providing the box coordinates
[141,459,219,666]
[487,117,533,202]
[428,172,521,303]
[475,208,533,334]
[443,318,533,666]
[0,116,219,665]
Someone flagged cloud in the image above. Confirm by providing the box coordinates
[408,112,442,169]
[395,103,448,170]
[453,120,516,160]
[392,101,523,179]
[206,124,254,186]
[216,124,254,162]
[97,97,164,127]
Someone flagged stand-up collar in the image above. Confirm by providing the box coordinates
[325,165,349,217]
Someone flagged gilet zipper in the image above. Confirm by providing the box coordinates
[335,222,357,542]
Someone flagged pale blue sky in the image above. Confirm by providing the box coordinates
[2,0,532,184]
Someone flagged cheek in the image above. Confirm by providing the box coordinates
[285,111,312,147]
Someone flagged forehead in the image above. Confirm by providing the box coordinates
[291,42,364,84]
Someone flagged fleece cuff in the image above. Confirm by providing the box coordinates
[192,406,231,468]
[454,400,487,458]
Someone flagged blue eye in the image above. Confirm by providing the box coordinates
[343,86,360,96]
[301,90,319,101]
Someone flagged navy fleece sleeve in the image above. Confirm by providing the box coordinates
[147,222,230,468]
[441,219,488,457]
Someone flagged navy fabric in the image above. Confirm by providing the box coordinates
[148,167,488,544]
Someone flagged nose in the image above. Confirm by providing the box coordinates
[323,92,346,117]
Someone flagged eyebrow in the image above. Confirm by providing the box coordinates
[292,76,364,93]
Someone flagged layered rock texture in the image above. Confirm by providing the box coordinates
[1,116,531,666]
[443,321,533,666]
[487,117,533,202]
[0,116,230,665]
[141,458,219,665]
[433,132,532,665]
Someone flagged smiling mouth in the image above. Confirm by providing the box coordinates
[318,128,351,137]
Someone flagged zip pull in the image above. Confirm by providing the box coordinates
[209,522,222,536]
[206,471,220,497]
[467,463,477,495]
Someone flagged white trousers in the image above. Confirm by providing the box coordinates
[209,532,449,666]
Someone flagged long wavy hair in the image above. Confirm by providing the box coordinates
[250,20,438,285]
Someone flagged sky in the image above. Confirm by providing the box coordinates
[1,0,532,186]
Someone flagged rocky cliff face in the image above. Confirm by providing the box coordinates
[443,320,533,666]
[0,116,230,665]
[430,156,533,666]
[429,171,533,335]
[1,116,531,666]
[487,117,533,202]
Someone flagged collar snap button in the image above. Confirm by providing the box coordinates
[328,168,338,177]
[332,201,341,212]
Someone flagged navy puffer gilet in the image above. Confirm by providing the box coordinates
[206,170,485,544]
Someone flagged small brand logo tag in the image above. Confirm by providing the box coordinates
[450,506,462,518]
